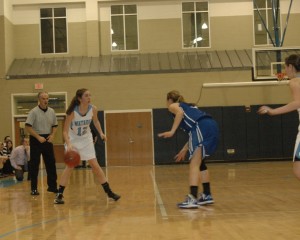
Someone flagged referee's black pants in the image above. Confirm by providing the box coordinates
[29,135,57,191]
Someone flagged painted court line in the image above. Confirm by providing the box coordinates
[150,171,168,219]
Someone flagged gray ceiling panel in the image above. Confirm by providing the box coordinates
[226,50,243,68]
[99,55,111,73]
[197,52,211,69]
[149,53,160,71]
[89,57,100,73]
[235,50,252,67]
[216,51,233,68]
[79,57,92,73]
[168,52,181,70]
[208,51,222,69]
[188,52,201,70]
[6,49,254,79]
[177,52,191,70]
[69,57,83,74]
[158,53,170,71]
[140,54,150,71]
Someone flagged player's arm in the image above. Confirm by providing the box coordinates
[92,106,107,141]
[63,112,74,150]
[258,79,300,115]
[158,103,183,138]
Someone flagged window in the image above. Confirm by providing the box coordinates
[253,0,281,45]
[111,5,138,51]
[40,8,68,54]
[182,2,210,48]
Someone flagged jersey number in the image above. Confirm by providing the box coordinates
[77,126,88,136]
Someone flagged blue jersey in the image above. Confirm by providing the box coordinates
[176,102,218,159]
[178,102,211,132]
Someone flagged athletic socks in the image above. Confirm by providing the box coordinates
[58,185,65,194]
[190,186,198,198]
[101,182,112,193]
[202,182,211,195]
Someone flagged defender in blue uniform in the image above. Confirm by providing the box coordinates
[158,90,219,209]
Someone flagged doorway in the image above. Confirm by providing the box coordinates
[105,111,154,166]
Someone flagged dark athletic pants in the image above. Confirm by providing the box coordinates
[29,135,57,191]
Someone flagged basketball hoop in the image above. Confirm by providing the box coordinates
[276,72,286,81]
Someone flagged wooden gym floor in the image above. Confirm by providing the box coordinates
[1,161,300,240]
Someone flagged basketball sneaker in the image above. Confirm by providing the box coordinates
[197,193,214,206]
[31,190,40,195]
[54,193,64,204]
[177,194,198,209]
[107,191,121,201]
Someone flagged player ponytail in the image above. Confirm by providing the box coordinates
[66,88,88,115]
[167,90,196,106]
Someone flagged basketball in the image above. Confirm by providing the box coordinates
[64,149,81,168]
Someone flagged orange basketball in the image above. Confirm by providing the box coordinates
[64,149,81,168]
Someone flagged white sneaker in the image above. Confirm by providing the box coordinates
[177,194,198,209]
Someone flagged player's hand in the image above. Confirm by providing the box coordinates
[257,106,272,115]
[174,148,188,162]
[66,144,73,152]
[158,131,174,138]
[100,133,107,142]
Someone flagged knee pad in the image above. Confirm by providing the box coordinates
[199,161,207,171]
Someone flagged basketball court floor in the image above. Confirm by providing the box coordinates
[1,161,300,240]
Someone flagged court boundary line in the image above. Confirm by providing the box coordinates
[150,170,168,219]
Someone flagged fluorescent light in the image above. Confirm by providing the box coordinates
[193,37,203,44]
[202,23,208,29]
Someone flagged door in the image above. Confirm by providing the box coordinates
[105,111,153,166]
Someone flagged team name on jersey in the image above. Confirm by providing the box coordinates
[74,119,92,126]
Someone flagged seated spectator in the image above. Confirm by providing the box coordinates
[0,142,9,177]
[9,138,30,181]
[2,140,14,175]
[3,136,11,147]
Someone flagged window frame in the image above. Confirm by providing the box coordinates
[253,0,282,46]
[181,1,211,49]
[110,4,139,52]
[39,7,69,55]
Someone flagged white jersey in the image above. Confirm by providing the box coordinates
[68,104,96,160]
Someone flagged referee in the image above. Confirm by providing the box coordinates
[25,92,58,195]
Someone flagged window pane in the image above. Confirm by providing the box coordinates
[266,0,272,8]
[125,15,138,50]
[254,11,267,45]
[196,12,209,47]
[196,2,208,11]
[40,8,52,18]
[111,16,125,50]
[182,13,196,48]
[54,8,66,17]
[111,5,123,15]
[254,0,266,8]
[182,2,194,12]
[41,19,53,53]
[54,19,67,53]
[125,5,137,14]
